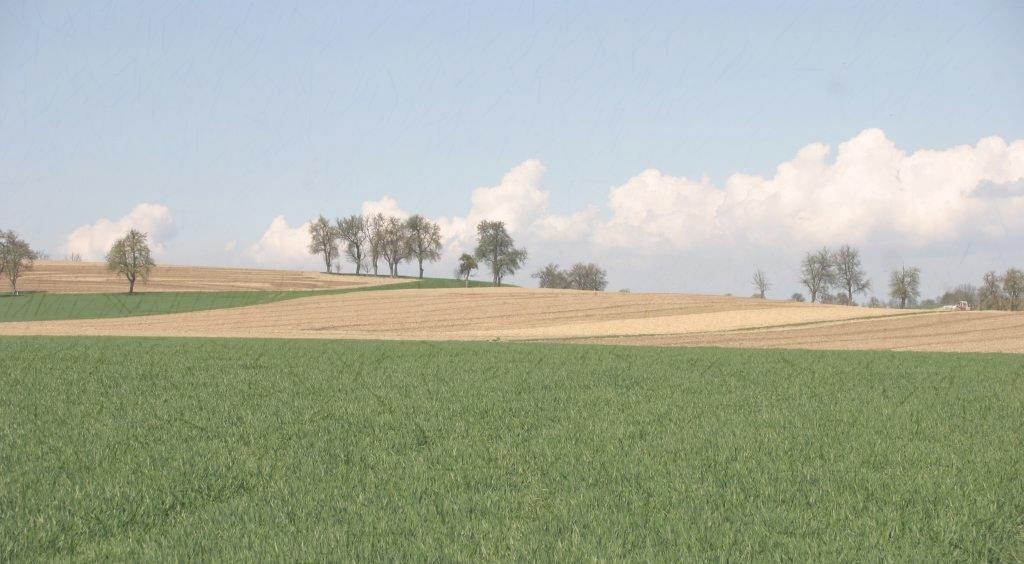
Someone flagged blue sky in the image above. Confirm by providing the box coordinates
[2,1,1023,297]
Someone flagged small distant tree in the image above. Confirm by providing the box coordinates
[567,262,608,291]
[474,220,527,287]
[978,271,1005,310]
[336,215,369,275]
[751,268,770,299]
[832,245,870,305]
[867,296,885,308]
[0,230,39,295]
[790,292,805,302]
[1003,268,1024,311]
[66,252,82,262]
[800,247,835,303]
[888,266,921,309]
[533,263,570,289]
[308,215,339,273]
[405,214,442,279]
[455,253,478,287]
[106,229,155,294]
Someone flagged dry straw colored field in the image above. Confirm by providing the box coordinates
[5,286,1019,353]
[5,263,1022,353]
[18,261,399,293]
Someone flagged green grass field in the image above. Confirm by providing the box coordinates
[2,337,1021,561]
[0,277,493,322]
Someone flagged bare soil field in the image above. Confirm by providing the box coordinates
[2,286,1017,352]
[576,310,1024,353]
[18,261,400,293]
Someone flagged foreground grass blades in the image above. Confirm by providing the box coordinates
[0,277,495,322]
[1,338,1022,560]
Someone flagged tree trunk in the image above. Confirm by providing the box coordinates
[418,257,424,279]
[492,249,499,286]
[129,274,136,294]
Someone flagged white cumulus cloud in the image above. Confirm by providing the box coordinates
[435,159,594,255]
[362,196,409,218]
[246,216,313,266]
[596,129,1024,252]
[64,203,175,260]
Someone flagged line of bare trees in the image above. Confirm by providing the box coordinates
[750,244,1022,311]
[308,215,533,286]
[532,262,608,291]
[929,269,1024,311]
[308,213,443,278]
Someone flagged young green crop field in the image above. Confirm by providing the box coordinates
[0,277,493,322]
[2,337,1022,561]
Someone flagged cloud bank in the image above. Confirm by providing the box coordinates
[65,203,176,260]
[595,129,1024,251]
[427,129,1024,254]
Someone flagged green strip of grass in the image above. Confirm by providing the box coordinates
[0,277,495,322]
[1,338,1021,560]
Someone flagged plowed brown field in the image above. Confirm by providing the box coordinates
[18,261,400,293]
[575,310,1024,353]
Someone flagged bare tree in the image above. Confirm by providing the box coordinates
[888,266,921,309]
[978,271,1005,310]
[307,215,338,273]
[800,247,835,303]
[367,213,386,276]
[455,253,478,287]
[752,268,770,299]
[405,214,442,279]
[533,263,569,289]
[379,216,409,277]
[0,230,39,295]
[106,229,155,294]
[567,262,608,291]
[336,215,369,275]
[832,245,870,305]
[1004,268,1024,311]
[473,220,527,287]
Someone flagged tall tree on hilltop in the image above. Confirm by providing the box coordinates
[751,268,770,299]
[473,220,526,287]
[405,214,442,279]
[106,229,155,294]
[888,266,921,309]
[832,245,870,305]
[337,215,369,275]
[307,215,338,273]
[800,247,835,303]
[0,230,39,295]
